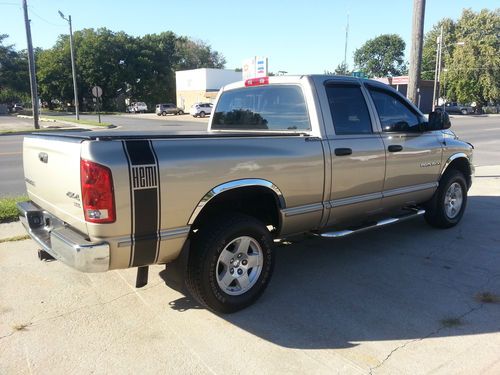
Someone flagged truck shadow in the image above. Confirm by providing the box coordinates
[160,195,500,349]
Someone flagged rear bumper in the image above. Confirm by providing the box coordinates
[17,201,110,272]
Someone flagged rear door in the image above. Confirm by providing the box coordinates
[321,80,386,227]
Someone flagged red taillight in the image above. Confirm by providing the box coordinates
[245,77,269,87]
[80,159,116,223]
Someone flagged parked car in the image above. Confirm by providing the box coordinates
[444,102,474,115]
[156,103,184,116]
[190,102,213,118]
[12,103,24,113]
[18,75,474,313]
[126,102,148,113]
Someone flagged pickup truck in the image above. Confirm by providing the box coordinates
[18,75,474,313]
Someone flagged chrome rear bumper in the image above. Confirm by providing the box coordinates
[17,201,109,272]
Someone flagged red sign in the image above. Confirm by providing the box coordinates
[391,76,409,85]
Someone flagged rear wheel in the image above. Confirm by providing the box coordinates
[461,108,468,115]
[178,110,184,115]
[424,170,467,228]
[186,214,274,313]
[199,111,206,118]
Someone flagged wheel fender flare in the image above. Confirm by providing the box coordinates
[440,152,473,186]
[187,179,286,225]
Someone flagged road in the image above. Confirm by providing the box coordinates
[0,114,498,197]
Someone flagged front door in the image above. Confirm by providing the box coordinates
[365,85,443,208]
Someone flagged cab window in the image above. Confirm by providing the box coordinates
[212,85,310,131]
[325,84,372,135]
[368,88,420,132]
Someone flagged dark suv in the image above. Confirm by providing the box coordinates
[444,102,474,115]
[156,103,184,116]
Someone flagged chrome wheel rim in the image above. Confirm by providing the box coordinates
[444,182,463,219]
[216,236,263,296]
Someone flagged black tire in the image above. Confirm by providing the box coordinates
[186,214,274,313]
[178,110,184,115]
[199,111,206,118]
[424,170,468,228]
[161,111,167,116]
[461,109,468,115]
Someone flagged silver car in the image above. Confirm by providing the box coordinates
[189,102,213,118]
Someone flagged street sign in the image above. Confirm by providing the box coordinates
[352,71,367,78]
[92,85,103,98]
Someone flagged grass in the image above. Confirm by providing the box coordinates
[0,235,30,243]
[0,195,28,223]
[440,317,463,328]
[11,323,30,331]
[40,116,112,127]
[475,292,500,304]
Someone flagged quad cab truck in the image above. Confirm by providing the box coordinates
[18,75,474,313]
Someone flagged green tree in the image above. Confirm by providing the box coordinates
[0,34,30,103]
[334,62,351,75]
[36,28,226,111]
[353,34,407,77]
[442,9,500,106]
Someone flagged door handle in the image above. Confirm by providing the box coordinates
[334,148,352,156]
[388,145,403,153]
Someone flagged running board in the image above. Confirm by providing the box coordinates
[315,209,425,238]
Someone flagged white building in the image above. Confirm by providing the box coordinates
[175,68,242,111]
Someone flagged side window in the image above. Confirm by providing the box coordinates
[325,84,372,135]
[368,88,420,132]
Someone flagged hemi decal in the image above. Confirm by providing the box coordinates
[122,140,162,267]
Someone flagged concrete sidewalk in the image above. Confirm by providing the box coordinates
[0,167,499,374]
[0,114,111,135]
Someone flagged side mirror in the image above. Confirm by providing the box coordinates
[428,110,451,130]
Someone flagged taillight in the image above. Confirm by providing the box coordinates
[80,159,116,223]
[245,77,269,87]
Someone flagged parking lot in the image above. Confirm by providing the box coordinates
[1,165,499,374]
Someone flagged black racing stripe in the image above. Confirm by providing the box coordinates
[132,188,158,266]
[122,141,135,267]
[124,140,160,267]
[125,140,155,165]
[150,140,162,263]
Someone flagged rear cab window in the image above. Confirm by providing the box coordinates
[211,85,310,131]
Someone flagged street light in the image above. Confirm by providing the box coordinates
[432,26,465,111]
[58,10,80,120]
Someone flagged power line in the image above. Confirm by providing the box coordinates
[28,6,65,27]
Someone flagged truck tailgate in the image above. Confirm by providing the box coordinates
[23,135,87,234]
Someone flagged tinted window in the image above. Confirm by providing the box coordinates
[212,85,310,131]
[325,85,372,135]
[368,89,420,132]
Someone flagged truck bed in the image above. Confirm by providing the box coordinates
[32,129,307,141]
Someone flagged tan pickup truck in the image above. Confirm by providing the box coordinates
[18,75,474,313]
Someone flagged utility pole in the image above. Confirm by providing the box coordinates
[22,0,39,129]
[432,26,443,111]
[407,0,426,106]
[343,13,349,75]
[58,11,79,120]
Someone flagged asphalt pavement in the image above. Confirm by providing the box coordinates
[0,114,499,197]
[1,165,499,374]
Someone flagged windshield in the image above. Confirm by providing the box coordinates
[212,85,310,131]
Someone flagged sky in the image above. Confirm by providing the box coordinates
[1,0,498,74]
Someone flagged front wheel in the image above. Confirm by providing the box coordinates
[424,170,468,228]
[199,111,206,118]
[186,214,274,313]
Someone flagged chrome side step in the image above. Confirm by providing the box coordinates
[316,209,425,238]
